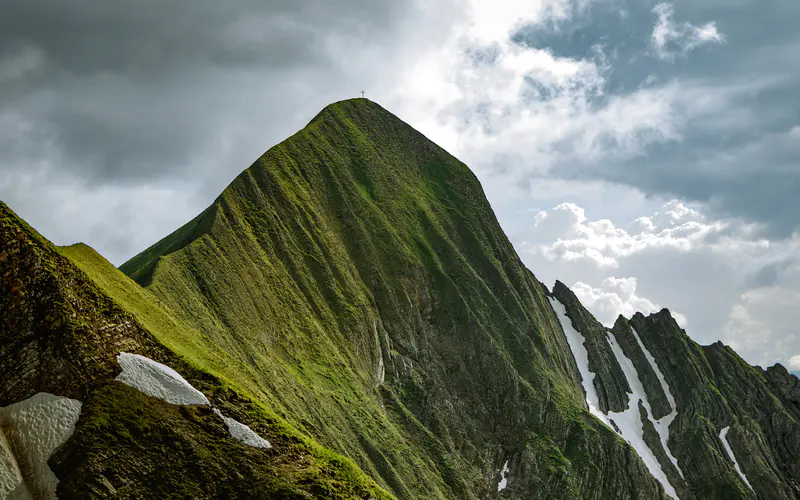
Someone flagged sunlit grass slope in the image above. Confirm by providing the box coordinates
[1,200,392,499]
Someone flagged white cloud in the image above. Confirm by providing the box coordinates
[788,355,800,371]
[386,0,694,182]
[651,3,725,61]
[572,277,688,327]
[516,198,799,367]
[528,200,736,269]
[0,45,44,83]
[0,163,201,263]
[723,287,800,368]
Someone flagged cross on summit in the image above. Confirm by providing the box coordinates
[360,90,365,98]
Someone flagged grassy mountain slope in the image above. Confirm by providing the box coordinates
[120,98,668,499]
[1,200,393,499]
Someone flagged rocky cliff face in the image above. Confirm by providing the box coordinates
[1,98,798,499]
[552,280,800,499]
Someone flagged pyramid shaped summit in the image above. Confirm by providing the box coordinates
[117,99,672,498]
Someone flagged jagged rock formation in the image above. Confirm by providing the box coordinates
[553,279,800,499]
[1,98,798,498]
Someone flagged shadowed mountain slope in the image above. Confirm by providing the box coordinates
[0,201,393,499]
[553,281,800,499]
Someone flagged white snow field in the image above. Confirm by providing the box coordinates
[115,352,271,449]
[497,460,510,491]
[0,392,82,500]
[213,408,271,449]
[551,297,678,499]
[630,326,685,478]
[115,352,210,405]
[719,426,755,493]
[0,429,24,499]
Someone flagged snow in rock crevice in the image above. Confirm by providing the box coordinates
[719,426,755,493]
[115,352,210,405]
[497,460,509,492]
[551,297,678,499]
[213,409,271,449]
[630,326,685,478]
[605,332,678,499]
[549,298,611,425]
[0,392,82,500]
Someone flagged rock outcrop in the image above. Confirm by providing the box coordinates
[550,293,800,499]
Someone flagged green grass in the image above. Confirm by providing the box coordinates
[53,383,394,499]
[2,198,393,499]
[113,98,661,499]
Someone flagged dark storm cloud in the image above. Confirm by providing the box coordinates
[0,0,409,183]
[0,1,397,76]
[510,0,800,236]
[744,257,797,289]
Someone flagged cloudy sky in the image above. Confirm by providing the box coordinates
[2,0,798,371]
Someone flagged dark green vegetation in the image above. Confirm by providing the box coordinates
[115,98,671,499]
[0,201,391,499]
[1,98,798,498]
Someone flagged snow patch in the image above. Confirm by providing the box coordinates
[719,426,755,493]
[213,409,271,448]
[549,297,611,425]
[551,297,678,499]
[630,326,685,478]
[115,352,210,405]
[497,460,509,491]
[0,392,82,499]
[605,333,678,499]
[115,353,271,450]
[0,430,24,499]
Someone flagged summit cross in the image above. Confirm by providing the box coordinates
[360,90,365,98]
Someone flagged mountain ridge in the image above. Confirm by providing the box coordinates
[0,200,393,499]
[117,97,670,498]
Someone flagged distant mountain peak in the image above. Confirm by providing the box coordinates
[306,97,387,125]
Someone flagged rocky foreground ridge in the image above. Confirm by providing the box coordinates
[1,98,798,499]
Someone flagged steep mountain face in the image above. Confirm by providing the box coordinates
[0,201,392,499]
[114,97,798,499]
[1,98,798,499]
[118,99,669,499]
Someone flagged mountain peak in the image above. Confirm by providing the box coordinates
[115,95,679,498]
[306,97,394,127]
